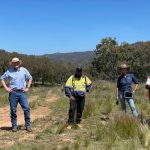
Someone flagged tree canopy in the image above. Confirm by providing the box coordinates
[0,50,74,85]
[92,37,150,81]
[1,37,150,84]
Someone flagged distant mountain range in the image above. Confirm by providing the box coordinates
[43,51,95,66]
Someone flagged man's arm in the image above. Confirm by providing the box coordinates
[116,77,120,105]
[85,76,92,92]
[116,87,118,99]
[116,87,119,105]
[23,79,32,92]
[86,84,92,92]
[65,75,75,101]
[133,84,138,93]
[65,86,72,97]
[23,68,33,92]
[27,79,32,88]
[131,74,139,92]
[1,79,12,92]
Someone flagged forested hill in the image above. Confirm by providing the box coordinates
[43,51,95,66]
[0,38,150,83]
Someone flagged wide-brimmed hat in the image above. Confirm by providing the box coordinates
[119,64,129,69]
[9,57,22,65]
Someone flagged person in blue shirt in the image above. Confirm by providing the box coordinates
[116,64,139,117]
[0,57,32,132]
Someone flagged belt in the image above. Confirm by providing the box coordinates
[13,89,23,92]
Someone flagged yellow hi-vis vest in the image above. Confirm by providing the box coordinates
[65,75,91,92]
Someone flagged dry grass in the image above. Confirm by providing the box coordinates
[0,88,9,107]
[0,82,150,150]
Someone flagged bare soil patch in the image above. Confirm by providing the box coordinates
[0,90,59,148]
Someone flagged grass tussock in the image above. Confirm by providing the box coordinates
[110,114,138,139]
[0,95,8,107]
[139,124,150,147]
[0,88,9,107]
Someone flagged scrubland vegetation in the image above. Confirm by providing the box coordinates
[0,37,150,149]
[0,81,150,150]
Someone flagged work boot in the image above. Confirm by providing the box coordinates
[66,123,72,129]
[77,123,83,128]
[26,126,32,132]
[12,126,17,132]
[66,125,72,129]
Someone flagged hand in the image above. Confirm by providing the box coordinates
[5,87,12,93]
[145,85,150,89]
[23,88,29,93]
[116,100,119,105]
[116,95,119,105]
[132,90,136,94]
[69,96,75,101]
[86,89,90,92]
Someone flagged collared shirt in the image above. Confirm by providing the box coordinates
[0,67,32,89]
[65,75,92,97]
[117,73,139,92]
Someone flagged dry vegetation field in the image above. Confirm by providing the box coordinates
[0,81,150,150]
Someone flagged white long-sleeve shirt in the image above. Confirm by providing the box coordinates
[146,76,150,85]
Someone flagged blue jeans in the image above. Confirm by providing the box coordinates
[119,92,138,117]
[9,91,30,127]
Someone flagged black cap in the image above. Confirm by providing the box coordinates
[75,66,82,73]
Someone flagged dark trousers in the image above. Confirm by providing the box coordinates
[68,96,85,124]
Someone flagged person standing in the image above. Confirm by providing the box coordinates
[145,76,150,100]
[0,57,32,132]
[116,64,139,117]
[65,67,92,129]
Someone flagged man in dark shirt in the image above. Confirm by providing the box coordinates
[116,64,139,117]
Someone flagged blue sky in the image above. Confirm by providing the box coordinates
[0,0,149,55]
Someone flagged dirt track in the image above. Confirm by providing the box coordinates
[0,90,58,129]
[0,90,59,148]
